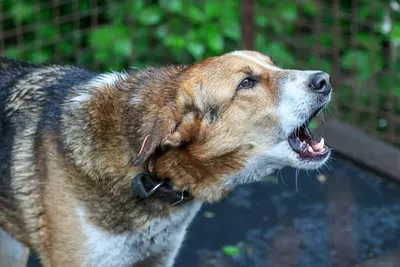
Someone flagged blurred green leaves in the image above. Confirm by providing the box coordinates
[9,1,34,23]
[222,242,244,257]
[138,6,163,26]
[89,25,131,62]
[2,0,400,137]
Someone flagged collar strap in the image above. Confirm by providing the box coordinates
[131,172,193,206]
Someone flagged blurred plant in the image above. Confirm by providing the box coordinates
[1,0,400,140]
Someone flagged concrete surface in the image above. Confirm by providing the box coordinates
[315,120,400,181]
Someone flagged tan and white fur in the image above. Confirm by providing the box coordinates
[0,50,332,267]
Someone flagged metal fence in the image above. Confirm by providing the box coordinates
[0,0,399,146]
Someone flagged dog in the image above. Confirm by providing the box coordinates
[0,50,332,267]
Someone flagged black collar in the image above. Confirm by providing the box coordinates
[131,172,193,206]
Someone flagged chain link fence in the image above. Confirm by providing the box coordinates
[0,0,399,146]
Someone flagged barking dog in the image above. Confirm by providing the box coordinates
[0,50,331,267]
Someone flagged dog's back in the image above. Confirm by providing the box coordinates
[0,58,92,206]
[0,57,37,88]
[0,58,37,198]
[0,58,96,267]
[0,57,39,267]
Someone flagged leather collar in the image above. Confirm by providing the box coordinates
[131,172,193,206]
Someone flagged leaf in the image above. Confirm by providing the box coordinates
[206,24,224,53]
[79,0,91,11]
[187,6,204,23]
[255,15,268,27]
[255,33,268,52]
[5,47,22,59]
[10,2,34,23]
[40,25,58,39]
[307,56,332,73]
[264,42,295,68]
[95,50,110,62]
[131,0,145,13]
[281,4,297,21]
[114,37,133,57]
[89,25,129,63]
[205,2,221,19]
[220,4,238,21]
[187,41,205,60]
[356,33,380,51]
[395,88,400,97]
[222,245,241,257]
[301,0,316,15]
[341,51,369,70]
[309,120,318,129]
[390,24,400,42]
[160,0,183,14]
[30,50,51,64]
[164,36,185,49]
[56,43,74,55]
[155,24,169,39]
[138,6,163,26]
[222,20,241,41]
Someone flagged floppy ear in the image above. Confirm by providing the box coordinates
[133,107,203,167]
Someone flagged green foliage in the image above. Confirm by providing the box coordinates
[1,0,400,141]
[222,242,244,257]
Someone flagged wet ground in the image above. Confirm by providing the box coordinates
[28,153,400,267]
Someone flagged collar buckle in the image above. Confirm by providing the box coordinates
[131,172,192,206]
[171,191,185,206]
[147,180,166,196]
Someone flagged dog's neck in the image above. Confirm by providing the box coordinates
[64,66,249,207]
[118,67,250,203]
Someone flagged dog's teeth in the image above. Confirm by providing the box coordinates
[307,145,313,152]
[312,137,325,151]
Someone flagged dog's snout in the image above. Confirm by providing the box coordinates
[309,72,331,95]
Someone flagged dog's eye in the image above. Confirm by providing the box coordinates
[237,78,257,90]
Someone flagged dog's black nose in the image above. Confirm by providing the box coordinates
[309,72,331,95]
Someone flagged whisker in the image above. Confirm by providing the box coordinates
[295,168,300,192]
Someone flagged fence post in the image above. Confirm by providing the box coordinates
[240,0,255,50]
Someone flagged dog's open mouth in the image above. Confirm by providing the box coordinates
[288,112,329,160]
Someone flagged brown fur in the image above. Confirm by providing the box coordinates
[0,51,330,267]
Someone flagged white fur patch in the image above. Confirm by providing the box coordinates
[221,64,331,186]
[71,72,127,104]
[76,201,202,267]
[225,140,330,188]
[230,51,282,71]
[70,93,92,103]
[129,96,142,105]
[88,72,127,88]
[277,70,329,137]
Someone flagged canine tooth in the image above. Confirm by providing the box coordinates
[307,145,313,152]
[320,138,325,147]
[313,139,324,150]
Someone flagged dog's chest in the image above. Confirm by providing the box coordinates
[77,202,202,267]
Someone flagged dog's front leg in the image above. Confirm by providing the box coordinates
[134,231,186,267]
[134,250,181,267]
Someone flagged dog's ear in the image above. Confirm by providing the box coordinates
[133,107,203,167]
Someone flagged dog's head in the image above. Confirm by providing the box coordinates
[133,50,332,202]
